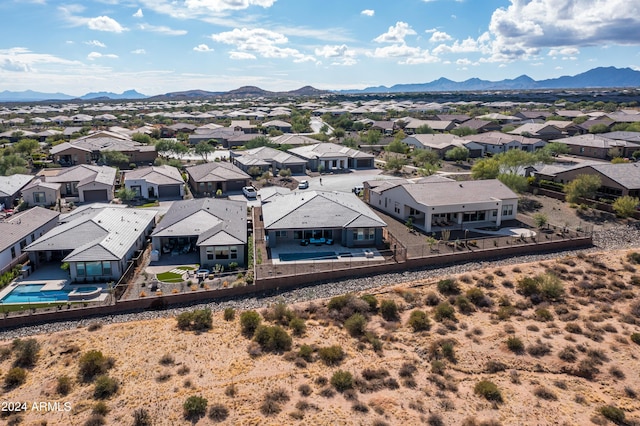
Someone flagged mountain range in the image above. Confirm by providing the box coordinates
[0,67,639,102]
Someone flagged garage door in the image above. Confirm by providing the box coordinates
[83,189,108,202]
[356,159,373,168]
[227,181,246,191]
[158,185,181,198]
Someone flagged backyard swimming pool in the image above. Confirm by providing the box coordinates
[0,284,100,304]
[279,252,338,262]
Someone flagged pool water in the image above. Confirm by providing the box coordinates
[279,252,338,262]
[1,284,99,304]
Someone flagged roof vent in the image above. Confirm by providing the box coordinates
[459,184,463,187]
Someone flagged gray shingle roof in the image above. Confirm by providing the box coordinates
[186,162,251,183]
[0,207,60,252]
[44,165,117,187]
[151,198,246,246]
[262,190,386,230]
[25,207,156,262]
[398,179,518,207]
[0,174,33,198]
[288,143,373,160]
[124,165,183,185]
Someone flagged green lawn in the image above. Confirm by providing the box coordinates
[176,266,196,271]
[156,271,185,283]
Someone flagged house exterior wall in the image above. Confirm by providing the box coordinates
[549,168,634,197]
[22,185,60,207]
[198,244,246,269]
[565,144,608,159]
[53,147,92,165]
[481,140,521,155]
[78,181,114,203]
[265,226,381,249]
[0,217,59,273]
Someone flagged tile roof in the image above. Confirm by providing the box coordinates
[186,161,251,182]
[0,207,60,252]
[392,179,518,207]
[288,143,373,160]
[0,174,33,198]
[124,165,183,186]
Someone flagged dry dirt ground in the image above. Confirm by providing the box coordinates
[2,249,640,426]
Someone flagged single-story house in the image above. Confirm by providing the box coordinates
[287,143,374,171]
[124,165,185,199]
[0,174,33,209]
[150,198,247,268]
[188,128,244,147]
[271,134,319,146]
[457,119,502,133]
[261,190,386,248]
[462,132,546,155]
[534,162,640,198]
[402,118,456,134]
[186,162,251,196]
[507,123,564,141]
[21,179,61,207]
[262,120,292,133]
[0,207,60,274]
[37,164,117,203]
[550,134,640,159]
[365,177,518,233]
[402,134,484,158]
[25,206,156,282]
[231,146,308,175]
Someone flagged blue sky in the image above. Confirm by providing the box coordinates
[1,0,639,96]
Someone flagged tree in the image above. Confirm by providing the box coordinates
[415,124,434,134]
[363,129,382,145]
[533,213,548,228]
[589,124,609,134]
[116,187,137,201]
[14,138,39,157]
[542,142,570,157]
[496,149,538,175]
[244,135,275,149]
[608,147,623,159]
[194,141,215,161]
[412,148,439,166]
[386,139,407,154]
[0,154,27,176]
[278,168,292,179]
[155,139,188,158]
[445,146,470,162]
[342,136,358,148]
[613,196,639,218]
[132,133,153,144]
[471,158,500,179]
[384,156,407,173]
[332,127,345,139]
[564,174,601,203]
[450,126,476,137]
[497,173,529,193]
[101,150,129,166]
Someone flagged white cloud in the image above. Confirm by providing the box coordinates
[429,31,452,42]
[361,9,374,17]
[193,44,213,52]
[369,44,439,64]
[137,23,187,36]
[131,49,146,54]
[0,47,80,73]
[87,16,126,33]
[133,8,144,18]
[184,0,276,12]
[548,47,580,56]
[87,52,118,60]
[374,22,417,44]
[314,44,357,66]
[229,51,256,60]
[211,27,316,63]
[138,0,276,20]
[85,40,106,48]
[456,58,473,66]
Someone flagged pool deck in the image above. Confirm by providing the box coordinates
[0,264,108,305]
[269,243,384,265]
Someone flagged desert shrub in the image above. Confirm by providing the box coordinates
[535,308,553,322]
[425,292,440,306]
[260,398,282,415]
[132,408,152,426]
[4,367,26,389]
[360,294,378,310]
[208,403,229,422]
[84,414,106,426]
[12,338,40,368]
[79,350,112,382]
[533,386,557,400]
[159,353,175,366]
[380,299,399,321]
[223,307,235,321]
[362,368,390,381]
[474,380,503,402]
[328,294,351,311]
[630,301,640,318]
[565,322,582,334]
[574,358,600,380]
[466,288,485,305]
[609,366,625,379]
[298,344,314,362]
[92,401,109,415]
[298,383,312,396]
[627,252,640,264]
[428,413,445,426]
[239,310,261,337]
[517,276,540,297]
[486,360,507,373]
[87,322,103,332]
[399,362,417,377]
[558,346,578,362]
[517,273,564,301]
[352,401,369,413]
[176,308,212,331]
[318,345,345,366]
[93,375,119,399]
[56,375,72,395]
[441,341,456,362]
[527,342,551,357]
[631,333,640,345]
[327,294,371,321]
[265,388,290,404]
[289,317,306,336]
[264,301,295,325]
[437,278,460,295]
[183,395,208,421]
[599,405,625,424]
[434,302,456,322]
[331,370,354,392]
[407,309,431,331]
[455,296,475,314]
[253,325,292,352]
[496,306,515,320]
[177,365,190,376]
[431,360,446,375]
[344,313,367,337]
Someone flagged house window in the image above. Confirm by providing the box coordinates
[20,240,26,250]
[463,211,486,222]
[33,192,46,204]
[30,234,35,243]
[275,231,287,238]
[230,246,238,259]
[580,147,585,153]
[502,205,514,216]
[215,246,230,259]
[76,261,111,277]
[293,231,303,239]
[353,228,375,241]
[11,247,15,259]
[394,202,400,214]
[409,207,420,216]
[206,247,214,260]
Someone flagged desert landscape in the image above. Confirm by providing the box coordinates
[1,249,640,426]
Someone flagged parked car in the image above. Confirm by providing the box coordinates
[242,186,257,198]
[298,180,309,189]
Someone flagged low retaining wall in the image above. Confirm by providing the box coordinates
[0,236,592,331]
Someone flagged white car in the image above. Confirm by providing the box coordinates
[298,180,309,189]
[242,186,257,198]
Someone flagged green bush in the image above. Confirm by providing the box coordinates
[56,375,72,395]
[360,294,378,311]
[474,380,503,402]
[328,294,351,311]
[93,375,119,399]
[627,252,640,264]
[407,310,431,332]
[506,336,524,353]
[318,345,345,366]
[12,338,40,368]
[4,367,26,389]
[298,344,314,362]
[380,299,399,321]
[289,317,306,336]
[344,313,367,337]
[239,310,262,337]
[330,370,354,392]
[599,405,625,424]
[223,307,235,321]
[434,302,456,322]
[176,308,212,331]
[535,308,554,322]
[437,278,460,295]
[92,401,109,415]
[631,333,640,345]
[183,395,208,421]
[79,350,112,382]
[455,296,475,314]
[253,325,292,352]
